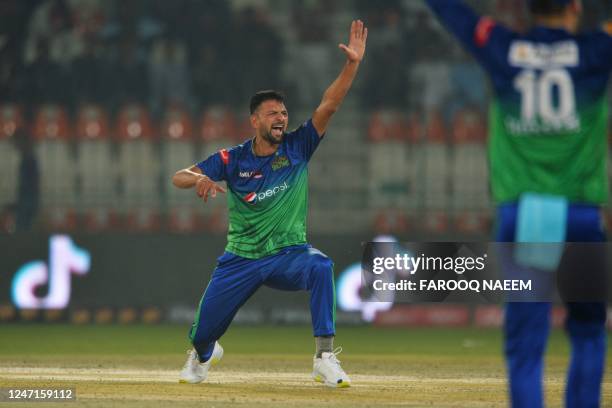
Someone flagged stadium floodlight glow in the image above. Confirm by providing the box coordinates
[12,235,91,309]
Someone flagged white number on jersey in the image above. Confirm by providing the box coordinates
[514,68,576,123]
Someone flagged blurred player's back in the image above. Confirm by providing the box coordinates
[482,21,610,205]
[428,0,612,206]
[426,0,611,407]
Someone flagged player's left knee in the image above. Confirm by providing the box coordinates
[308,255,334,283]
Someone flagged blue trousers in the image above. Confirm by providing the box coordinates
[189,244,336,362]
[497,203,607,408]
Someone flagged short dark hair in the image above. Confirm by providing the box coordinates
[249,90,285,114]
[528,0,571,16]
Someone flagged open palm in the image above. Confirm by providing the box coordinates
[339,20,368,63]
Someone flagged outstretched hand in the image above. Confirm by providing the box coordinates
[195,175,226,203]
[339,20,367,63]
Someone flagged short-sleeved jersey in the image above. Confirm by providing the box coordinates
[197,119,322,259]
[427,0,612,204]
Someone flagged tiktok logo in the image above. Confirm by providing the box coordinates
[12,235,91,309]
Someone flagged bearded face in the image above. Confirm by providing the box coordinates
[252,100,288,145]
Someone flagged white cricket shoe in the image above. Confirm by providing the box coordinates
[179,342,223,384]
[312,347,351,388]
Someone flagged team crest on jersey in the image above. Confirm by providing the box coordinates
[271,155,290,171]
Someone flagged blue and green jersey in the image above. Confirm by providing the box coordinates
[197,119,322,259]
[427,0,612,204]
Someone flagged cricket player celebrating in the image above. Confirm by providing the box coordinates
[425,0,611,406]
[172,20,367,388]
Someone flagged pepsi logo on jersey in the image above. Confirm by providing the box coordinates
[243,181,289,204]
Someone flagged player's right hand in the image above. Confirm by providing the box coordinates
[338,20,367,63]
[195,175,226,203]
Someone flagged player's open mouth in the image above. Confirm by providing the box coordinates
[271,125,284,137]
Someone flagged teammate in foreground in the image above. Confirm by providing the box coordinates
[425,0,611,406]
[172,20,367,388]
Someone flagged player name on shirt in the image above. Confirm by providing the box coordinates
[509,40,579,68]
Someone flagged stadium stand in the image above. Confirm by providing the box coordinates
[115,104,160,231]
[450,108,490,232]
[75,104,116,231]
[367,110,414,212]
[0,104,22,211]
[161,105,200,233]
[421,110,449,232]
[33,104,76,230]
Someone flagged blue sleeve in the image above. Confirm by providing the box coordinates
[285,119,323,161]
[195,150,227,182]
[583,25,612,71]
[425,0,515,74]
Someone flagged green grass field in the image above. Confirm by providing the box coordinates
[0,324,611,407]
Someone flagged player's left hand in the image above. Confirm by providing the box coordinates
[339,20,367,63]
